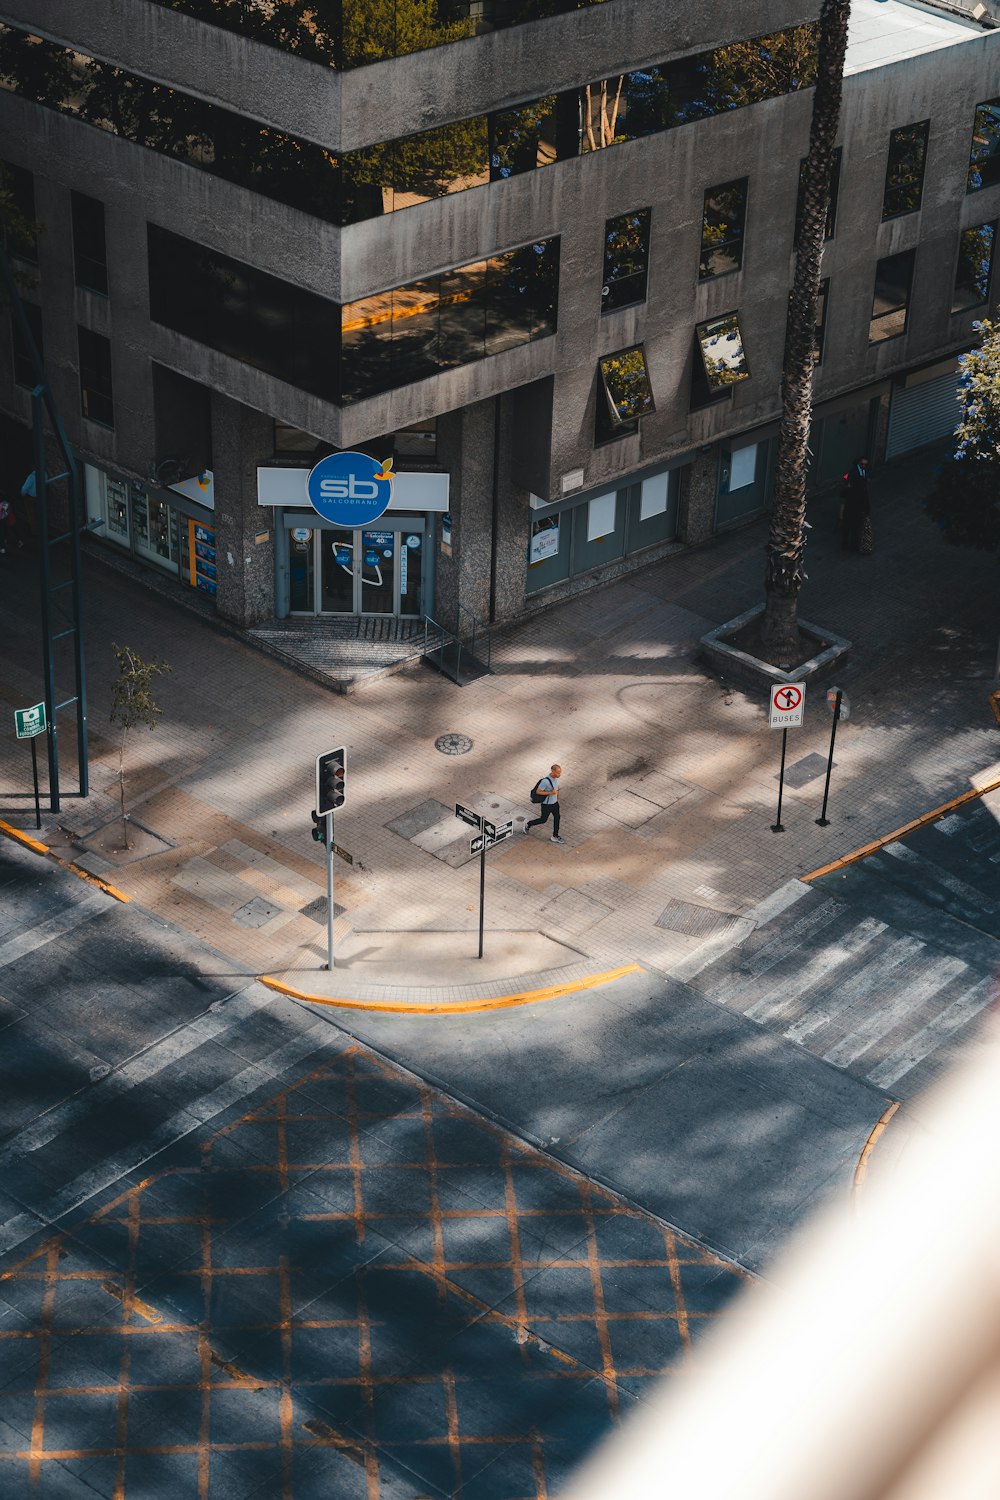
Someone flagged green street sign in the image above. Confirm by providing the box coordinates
[14,702,46,739]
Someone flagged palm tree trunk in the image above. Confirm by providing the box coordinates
[760,0,851,661]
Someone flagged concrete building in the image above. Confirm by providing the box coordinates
[1,0,998,636]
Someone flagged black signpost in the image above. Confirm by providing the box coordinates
[456,804,513,958]
[816,688,849,827]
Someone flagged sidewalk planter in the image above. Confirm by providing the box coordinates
[700,604,851,695]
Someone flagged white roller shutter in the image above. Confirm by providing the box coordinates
[886,369,962,459]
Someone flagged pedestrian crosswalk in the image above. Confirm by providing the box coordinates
[687,799,1000,1096]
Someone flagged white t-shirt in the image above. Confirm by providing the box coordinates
[538,775,560,804]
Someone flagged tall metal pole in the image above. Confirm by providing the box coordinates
[478,840,486,959]
[816,690,842,827]
[30,736,41,830]
[326,812,335,969]
[33,402,59,812]
[772,728,788,833]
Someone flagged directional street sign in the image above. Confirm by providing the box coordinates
[826,686,851,722]
[470,834,485,854]
[14,702,46,739]
[483,817,497,840]
[487,825,513,846]
[456,802,483,830]
[332,843,353,866]
[768,681,805,729]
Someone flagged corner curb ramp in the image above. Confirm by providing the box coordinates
[259,962,642,1014]
[801,770,1000,883]
[0,819,131,903]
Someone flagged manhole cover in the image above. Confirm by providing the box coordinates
[233,897,284,929]
[435,733,474,755]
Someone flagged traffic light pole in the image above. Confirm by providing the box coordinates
[478,839,486,960]
[326,812,335,970]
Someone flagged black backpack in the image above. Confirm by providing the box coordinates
[530,778,549,804]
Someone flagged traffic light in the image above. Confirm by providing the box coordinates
[316,747,346,816]
[310,809,327,845]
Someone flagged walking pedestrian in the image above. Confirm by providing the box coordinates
[0,496,20,555]
[525,763,564,843]
[839,457,871,553]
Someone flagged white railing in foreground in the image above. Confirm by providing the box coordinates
[561,1014,1000,1500]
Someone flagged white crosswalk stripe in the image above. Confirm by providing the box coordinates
[821,954,969,1069]
[866,975,999,1089]
[744,916,889,1026]
[783,932,926,1044]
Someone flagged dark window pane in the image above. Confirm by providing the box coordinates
[952,222,995,312]
[696,313,750,393]
[0,24,342,224]
[490,98,557,180]
[71,191,108,294]
[602,209,650,312]
[438,261,489,366]
[700,179,747,279]
[11,301,42,387]
[796,146,841,244]
[882,121,929,219]
[869,249,915,342]
[78,326,114,427]
[814,278,829,363]
[968,99,1000,193]
[0,158,38,262]
[391,277,444,384]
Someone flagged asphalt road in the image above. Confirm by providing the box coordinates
[3,790,995,1498]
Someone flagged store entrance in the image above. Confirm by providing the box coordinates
[299,523,424,618]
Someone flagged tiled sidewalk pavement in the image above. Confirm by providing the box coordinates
[0,1041,749,1499]
[1,443,997,988]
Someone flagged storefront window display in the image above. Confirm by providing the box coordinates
[84,463,215,596]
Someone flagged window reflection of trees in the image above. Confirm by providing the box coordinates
[599,346,654,423]
[697,314,749,389]
[953,223,995,311]
[967,101,1000,193]
[699,180,747,280]
[882,122,928,219]
[602,210,650,311]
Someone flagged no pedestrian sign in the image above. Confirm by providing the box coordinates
[769,682,805,729]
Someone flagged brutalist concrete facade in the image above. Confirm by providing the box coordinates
[1,1,998,631]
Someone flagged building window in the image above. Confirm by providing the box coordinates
[796,147,841,243]
[692,313,750,406]
[813,278,829,364]
[11,301,43,388]
[150,225,559,406]
[78,327,114,427]
[526,469,682,594]
[0,159,38,263]
[595,345,654,444]
[699,180,748,279]
[602,209,651,312]
[967,99,1000,193]
[952,222,996,312]
[869,250,915,343]
[71,192,108,295]
[882,121,929,219]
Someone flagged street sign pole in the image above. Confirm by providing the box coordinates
[478,839,486,959]
[772,727,788,833]
[816,689,843,827]
[326,812,335,970]
[30,737,40,830]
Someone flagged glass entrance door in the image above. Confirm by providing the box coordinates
[313,524,423,617]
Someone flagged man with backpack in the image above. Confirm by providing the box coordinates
[525,764,563,843]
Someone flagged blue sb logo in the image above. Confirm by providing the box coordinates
[306,452,393,527]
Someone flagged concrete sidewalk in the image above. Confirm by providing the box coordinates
[1,444,998,994]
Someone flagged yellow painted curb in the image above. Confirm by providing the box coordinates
[853,1100,900,1197]
[259,962,643,1015]
[0,818,131,903]
[802,772,1000,883]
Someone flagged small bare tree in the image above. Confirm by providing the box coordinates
[109,643,171,849]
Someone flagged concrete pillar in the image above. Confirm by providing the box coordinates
[435,398,496,630]
[209,392,275,627]
[682,447,719,545]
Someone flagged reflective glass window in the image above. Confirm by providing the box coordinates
[490,98,557,180]
[869,250,915,343]
[952,222,995,312]
[602,209,651,312]
[700,179,748,279]
[71,191,108,295]
[0,158,38,262]
[0,25,341,223]
[796,147,841,244]
[78,326,114,427]
[596,345,654,443]
[11,300,42,388]
[814,278,829,364]
[882,121,929,219]
[967,100,1000,193]
[694,313,750,404]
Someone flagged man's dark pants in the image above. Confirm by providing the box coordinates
[526,803,560,836]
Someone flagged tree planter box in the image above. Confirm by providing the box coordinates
[700,603,851,696]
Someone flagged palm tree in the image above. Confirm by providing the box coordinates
[760,0,852,661]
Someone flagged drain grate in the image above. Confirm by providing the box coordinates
[435,733,474,755]
[655,900,744,938]
[300,896,347,923]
